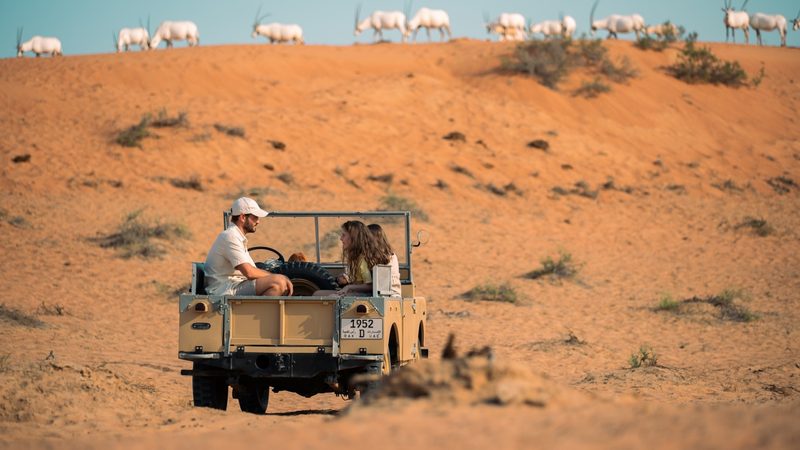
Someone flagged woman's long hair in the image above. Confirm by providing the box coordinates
[341,220,383,280]
[368,224,393,264]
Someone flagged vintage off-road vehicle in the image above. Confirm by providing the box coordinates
[178,211,428,414]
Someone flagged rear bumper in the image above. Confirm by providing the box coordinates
[180,352,380,379]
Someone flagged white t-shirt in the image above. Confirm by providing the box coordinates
[389,253,401,298]
[204,225,255,295]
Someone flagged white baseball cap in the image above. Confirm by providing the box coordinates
[231,197,268,217]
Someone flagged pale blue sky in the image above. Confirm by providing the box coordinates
[2,0,798,58]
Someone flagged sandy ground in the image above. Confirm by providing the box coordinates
[0,38,799,449]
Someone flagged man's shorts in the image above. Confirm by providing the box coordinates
[229,279,257,296]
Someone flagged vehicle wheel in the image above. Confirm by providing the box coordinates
[192,375,228,410]
[269,261,338,296]
[238,380,270,414]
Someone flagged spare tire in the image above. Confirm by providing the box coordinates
[269,261,338,296]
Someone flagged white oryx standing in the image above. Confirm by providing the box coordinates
[749,12,787,47]
[529,20,565,38]
[116,27,150,52]
[589,1,645,39]
[251,7,304,44]
[353,5,408,43]
[562,15,577,38]
[149,21,199,48]
[405,7,452,42]
[722,0,750,44]
[645,22,680,38]
[484,13,527,41]
[16,28,62,57]
[529,16,577,39]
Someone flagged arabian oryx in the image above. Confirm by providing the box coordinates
[484,13,527,41]
[405,7,452,42]
[354,5,408,43]
[116,27,150,52]
[589,1,645,39]
[749,13,787,47]
[529,16,577,39]
[645,22,680,39]
[251,7,303,44]
[148,21,199,49]
[16,28,62,57]
[722,0,750,44]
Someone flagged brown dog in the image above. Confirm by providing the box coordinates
[288,252,307,263]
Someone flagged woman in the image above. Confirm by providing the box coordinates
[315,220,382,296]
[368,224,402,298]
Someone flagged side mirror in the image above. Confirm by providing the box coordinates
[412,230,430,248]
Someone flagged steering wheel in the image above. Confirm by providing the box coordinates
[248,246,285,264]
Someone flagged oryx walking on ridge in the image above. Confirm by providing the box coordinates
[406,7,452,42]
[484,12,527,41]
[589,1,645,39]
[793,9,800,31]
[251,6,304,44]
[749,12,787,47]
[16,28,62,57]
[116,18,150,52]
[353,4,408,43]
[149,21,199,48]
[529,15,577,39]
[722,0,751,44]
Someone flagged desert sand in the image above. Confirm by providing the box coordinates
[0,38,798,449]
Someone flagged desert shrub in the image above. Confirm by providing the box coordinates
[683,289,758,322]
[735,217,774,237]
[214,123,246,138]
[667,33,748,87]
[0,353,9,373]
[91,210,190,259]
[766,176,796,194]
[0,304,45,328]
[655,293,680,312]
[526,250,579,281]
[502,38,637,95]
[151,109,188,128]
[170,176,204,191]
[574,78,611,98]
[634,22,683,52]
[629,346,658,368]
[502,39,573,89]
[276,172,295,185]
[462,283,518,304]
[449,164,475,178]
[378,193,429,222]
[116,115,151,148]
[599,56,638,83]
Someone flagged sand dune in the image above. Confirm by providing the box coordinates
[0,39,798,449]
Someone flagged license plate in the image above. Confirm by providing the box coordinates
[341,318,383,339]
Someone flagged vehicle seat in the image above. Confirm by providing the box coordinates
[192,262,207,295]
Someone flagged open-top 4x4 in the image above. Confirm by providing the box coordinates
[178,211,428,413]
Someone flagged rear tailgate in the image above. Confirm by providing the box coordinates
[228,298,336,351]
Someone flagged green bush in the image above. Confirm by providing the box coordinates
[116,115,151,148]
[502,38,637,96]
[377,193,429,222]
[526,251,579,281]
[92,210,190,259]
[462,283,518,304]
[667,33,748,87]
[574,78,611,98]
[629,346,658,368]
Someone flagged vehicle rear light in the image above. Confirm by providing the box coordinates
[193,301,209,312]
[356,304,368,314]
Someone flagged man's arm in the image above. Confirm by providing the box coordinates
[236,262,272,280]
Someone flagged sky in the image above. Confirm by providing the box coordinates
[2,0,799,58]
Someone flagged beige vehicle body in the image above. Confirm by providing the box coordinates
[179,211,427,413]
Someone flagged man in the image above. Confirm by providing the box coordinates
[204,197,293,296]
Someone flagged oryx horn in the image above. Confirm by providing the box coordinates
[354,3,362,28]
[590,0,599,25]
[740,0,749,11]
[16,27,23,48]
